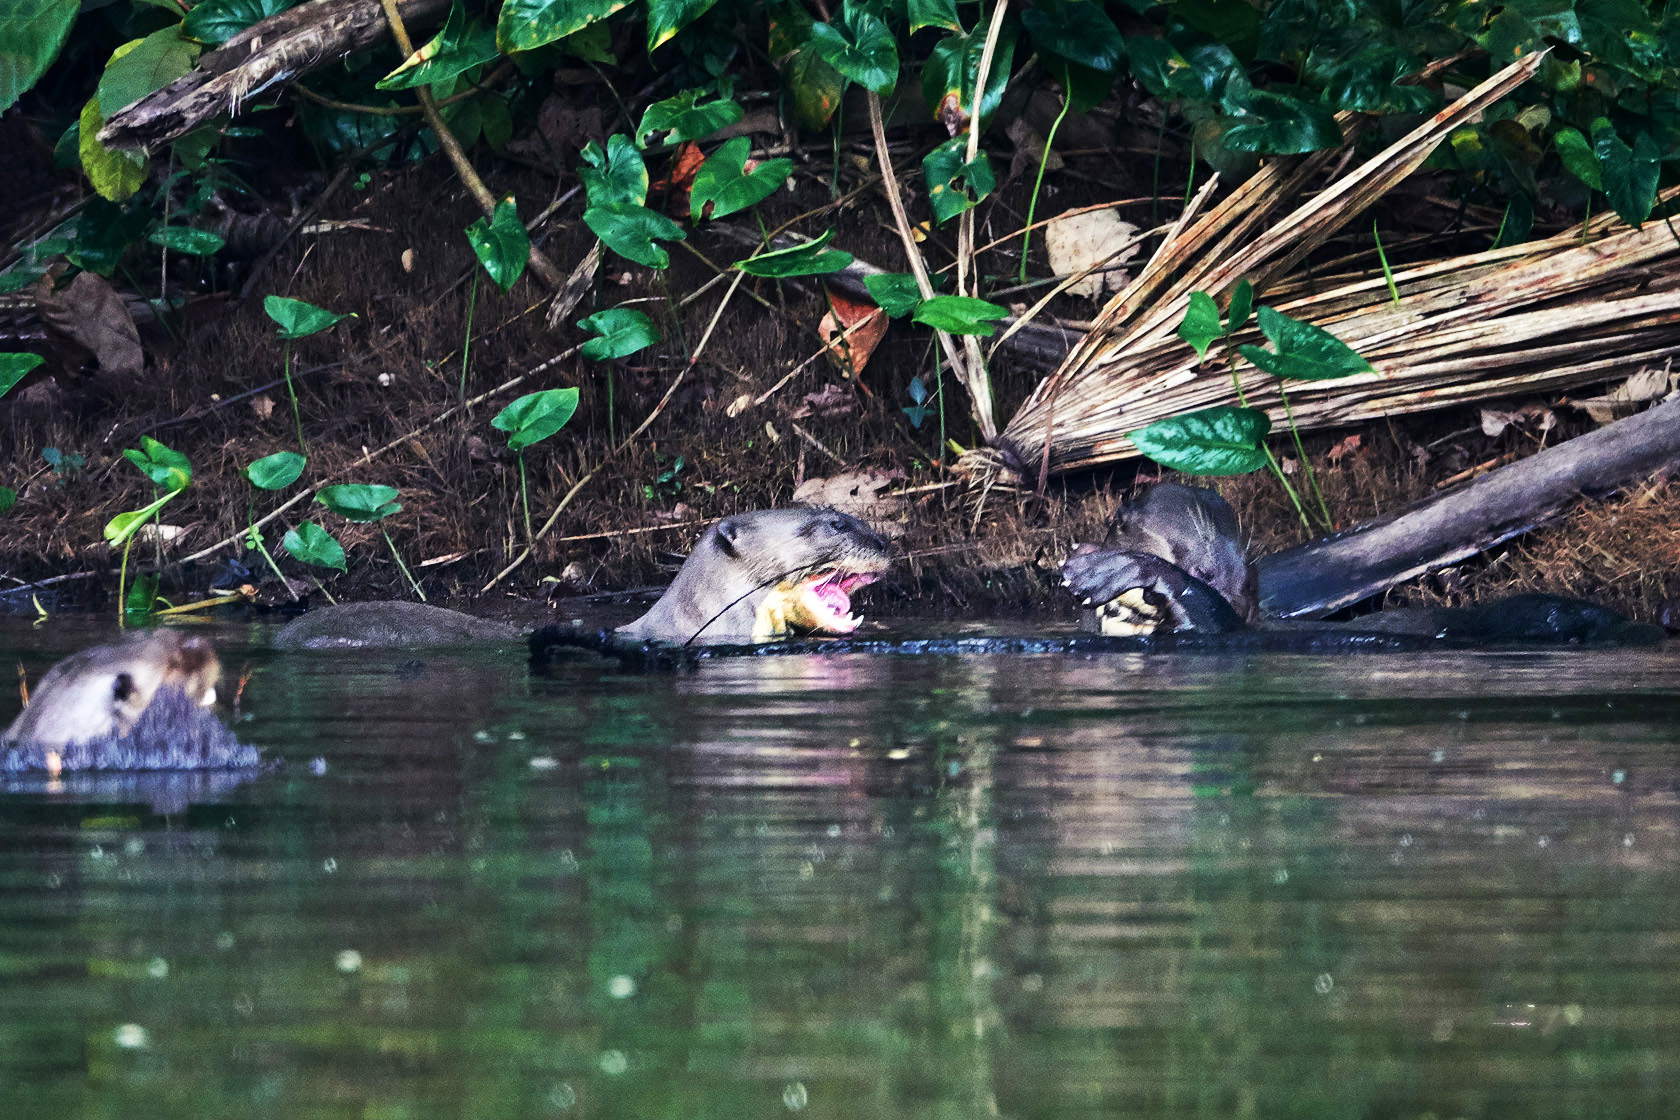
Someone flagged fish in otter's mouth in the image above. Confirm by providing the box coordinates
[755,568,885,640]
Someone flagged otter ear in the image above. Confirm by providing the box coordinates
[112,673,137,704]
[713,518,740,557]
[174,636,217,677]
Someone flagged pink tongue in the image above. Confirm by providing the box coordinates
[810,579,850,616]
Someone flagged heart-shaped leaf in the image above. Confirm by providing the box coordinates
[1128,406,1272,475]
[123,435,192,492]
[0,352,45,399]
[810,1,899,96]
[920,25,1017,133]
[1227,279,1254,334]
[636,89,743,147]
[465,196,529,292]
[646,0,721,51]
[245,451,306,491]
[691,136,793,221]
[583,202,686,269]
[1178,290,1222,360]
[912,295,1009,336]
[579,134,648,208]
[579,309,659,360]
[79,99,148,202]
[1238,305,1373,381]
[1,0,78,115]
[317,483,401,522]
[1021,0,1123,73]
[863,272,926,318]
[147,225,226,256]
[378,2,500,90]
[97,26,199,116]
[492,387,580,451]
[182,0,293,46]
[1594,120,1660,229]
[104,489,179,546]
[282,520,347,572]
[264,295,353,340]
[496,0,630,53]
[922,137,996,224]
[735,229,854,277]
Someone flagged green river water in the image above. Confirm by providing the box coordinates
[1,617,1677,1118]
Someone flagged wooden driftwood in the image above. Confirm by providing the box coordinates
[99,0,450,149]
[1257,394,1680,618]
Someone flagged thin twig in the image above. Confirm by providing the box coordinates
[751,308,884,407]
[789,422,846,466]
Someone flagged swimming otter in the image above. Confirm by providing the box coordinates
[617,508,894,645]
[1062,483,1257,635]
[273,601,524,649]
[5,629,221,748]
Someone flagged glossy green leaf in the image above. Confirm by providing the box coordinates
[863,272,924,318]
[1315,48,1435,115]
[1178,291,1223,360]
[647,0,721,51]
[1021,0,1122,73]
[0,352,45,399]
[317,483,401,523]
[378,2,500,90]
[781,41,846,130]
[497,0,631,53]
[810,1,899,96]
[182,0,294,46]
[282,521,347,571]
[912,295,1009,336]
[104,490,179,546]
[579,135,648,208]
[123,435,192,492]
[636,89,744,148]
[583,202,686,269]
[907,0,960,33]
[97,27,199,116]
[264,295,353,339]
[147,226,226,256]
[0,0,79,114]
[79,99,148,202]
[1237,305,1373,381]
[0,487,16,515]
[492,387,580,451]
[1127,406,1272,475]
[735,229,853,277]
[245,451,306,491]
[1553,126,1602,191]
[123,571,160,625]
[690,136,793,221]
[1126,35,1233,101]
[1227,279,1254,334]
[465,197,530,292]
[1222,88,1342,154]
[921,25,1016,132]
[1594,120,1659,229]
[579,309,659,360]
[922,138,996,224]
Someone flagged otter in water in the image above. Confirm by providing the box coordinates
[617,508,894,645]
[273,601,524,650]
[5,629,221,748]
[1062,483,1257,635]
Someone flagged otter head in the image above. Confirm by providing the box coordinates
[6,630,222,749]
[615,508,894,645]
[1105,483,1257,623]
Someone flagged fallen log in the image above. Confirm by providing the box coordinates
[1257,393,1680,618]
[99,0,450,150]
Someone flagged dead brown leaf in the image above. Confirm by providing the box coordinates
[817,289,887,377]
[33,271,143,378]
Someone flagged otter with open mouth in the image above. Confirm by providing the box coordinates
[616,508,894,645]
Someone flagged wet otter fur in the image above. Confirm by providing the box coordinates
[616,508,893,645]
[274,601,524,649]
[1,630,257,772]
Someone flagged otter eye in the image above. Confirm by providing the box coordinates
[829,517,847,531]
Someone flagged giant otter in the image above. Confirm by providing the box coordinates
[617,508,893,645]
[1,629,258,772]
[273,601,523,649]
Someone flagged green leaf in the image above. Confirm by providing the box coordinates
[465,196,530,292]
[316,483,401,523]
[921,25,1016,131]
[1554,126,1602,191]
[907,0,960,33]
[182,0,295,46]
[579,309,659,360]
[1594,121,1660,229]
[1178,291,1222,360]
[0,487,16,515]
[1126,35,1235,101]
[147,226,226,256]
[0,352,45,399]
[282,520,347,570]
[245,451,306,491]
[263,295,354,339]
[282,521,347,572]
[863,272,924,318]
[1227,279,1254,334]
[690,136,793,221]
[70,198,147,276]
[810,1,899,96]
[1314,47,1436,115]
[78,99,148,202]
[496,0,631,53]
[378,2,500,90]
[1021,0,1123,73]
[646,0,721,51]
[97,27,199,116]
[781,40,846,130]
[492,387,580,451]
[579,135,648,208]
[922,137,996,224]
[636,89,744,148]
[912,295,1009,336]
[1127,406,1272,475]
[583,202,686,270]
[123,435,192,492]
[735,229,853,277]
[1221,88,1343,154]
[124,571,160,626]
[0,0,79,114]
[1238,305,1373,381]
[104,489,179,546]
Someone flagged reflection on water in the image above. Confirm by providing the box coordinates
[2,618,1678,1117]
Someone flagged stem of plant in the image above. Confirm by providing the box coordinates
[460,270,478,403]
[1278,383,1332,529]
[383,529,426,602]
[1373,220,1400,307]
[283,341,307,452]
[247,522,300,603]
[657,273,691,361]
[518,450,533,547]
[117,537,132,628]
[310,576,339,605]
[1230,368,1311,531]
[607,368,615,444]
[1019,88,1072,285]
